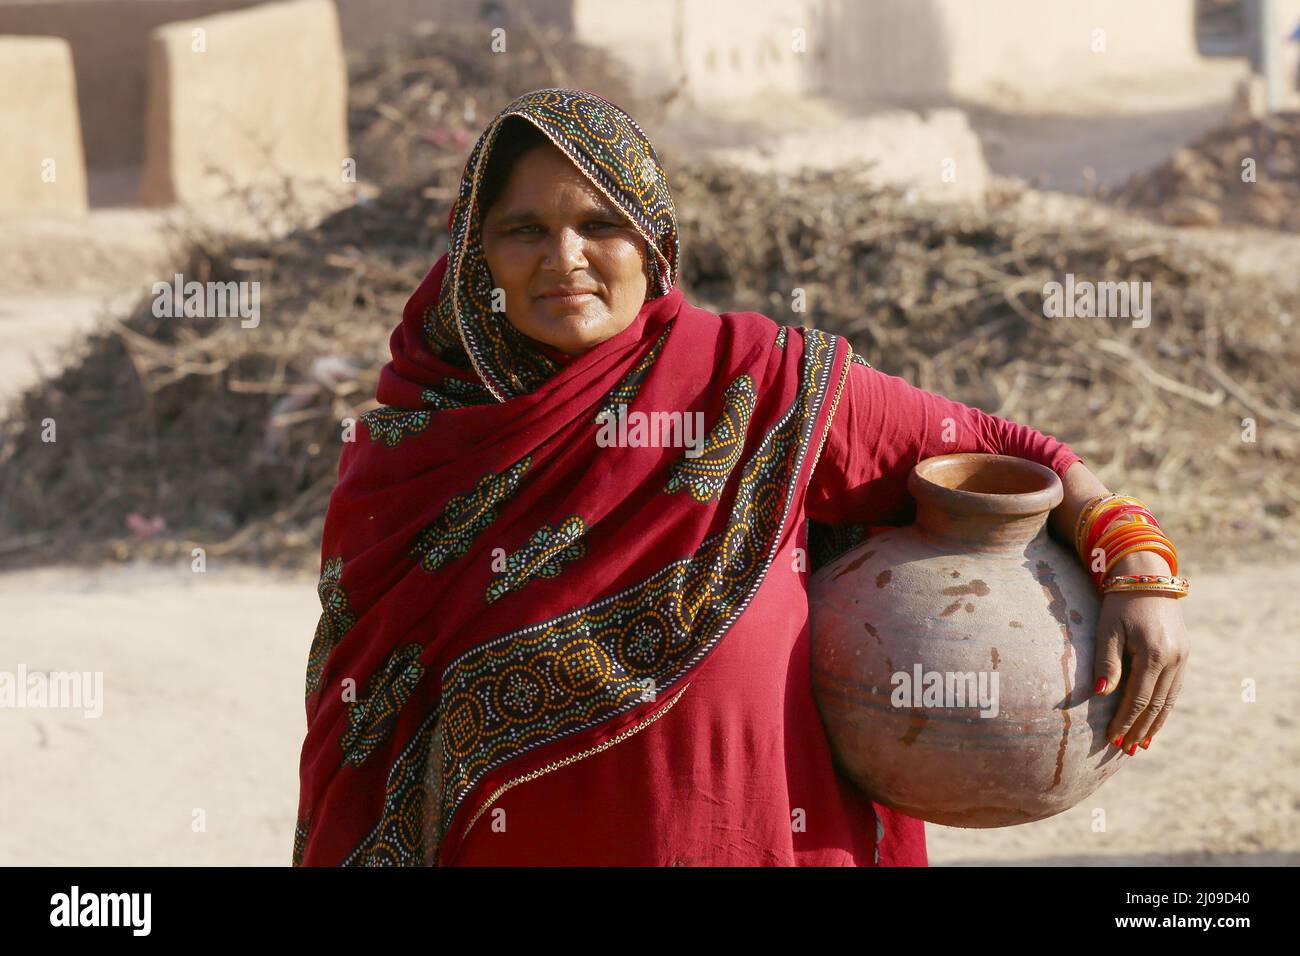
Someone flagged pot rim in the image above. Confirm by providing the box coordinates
[907,453,1063,517]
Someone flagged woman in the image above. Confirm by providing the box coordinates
[293,88,1190,867]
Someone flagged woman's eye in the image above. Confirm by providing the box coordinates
[509,221,620,236]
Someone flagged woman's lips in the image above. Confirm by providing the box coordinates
[538,292,596,306]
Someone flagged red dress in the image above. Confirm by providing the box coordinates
[447,352,1084,867]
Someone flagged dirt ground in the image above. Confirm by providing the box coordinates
[0,554,1293,866]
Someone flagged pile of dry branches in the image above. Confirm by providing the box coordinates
[1108,111,1300,231]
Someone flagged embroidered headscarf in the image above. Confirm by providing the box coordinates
[294,88,854,866]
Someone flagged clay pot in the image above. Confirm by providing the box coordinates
[809,453,1122,828]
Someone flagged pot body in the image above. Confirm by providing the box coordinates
[809,453,1123,828]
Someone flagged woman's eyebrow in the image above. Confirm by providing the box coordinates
[491,203,625,226]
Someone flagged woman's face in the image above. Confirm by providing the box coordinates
[480,142,649,355]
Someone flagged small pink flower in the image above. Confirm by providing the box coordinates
[125,513,167,539]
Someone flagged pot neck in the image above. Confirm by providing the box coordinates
[908,454,1063,553]
[915,505,1051,552]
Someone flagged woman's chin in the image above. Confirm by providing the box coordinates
[533,315,618,353]
[549,332,604,355]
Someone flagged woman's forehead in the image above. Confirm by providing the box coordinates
[484,149,626,220]
[488,193,624,222]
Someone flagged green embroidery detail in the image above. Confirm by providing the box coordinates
[358,380,500,449]
[341,644,425,768]
[422,378,496,409]
[409,457,532,573]
[360,406,435,448]
[485,514,588,604]
[664,374,757,503]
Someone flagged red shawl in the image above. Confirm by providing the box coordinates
[293,89,853,865]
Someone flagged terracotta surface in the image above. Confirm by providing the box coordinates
[809,453,1122,828]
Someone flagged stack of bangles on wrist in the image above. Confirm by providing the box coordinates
[1074,493,1190,598]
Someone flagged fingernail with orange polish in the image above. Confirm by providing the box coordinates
[1111,735,1123,748]
[1126,743,1138,755]
[1140,736,1152,750]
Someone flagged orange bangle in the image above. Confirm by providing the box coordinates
[1095,523,1162,547]
[1091,532,1178,587]
[1094,528,1167,562]
[1097,528,1170,556]
[1086,509,1160,560]
[1107,541,1178,576]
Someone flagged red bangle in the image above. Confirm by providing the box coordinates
[1084,506,1160,562]
[1074,494,1119,554]
[1075,494,1142,555]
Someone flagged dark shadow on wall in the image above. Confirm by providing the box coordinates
[806,0,952,110]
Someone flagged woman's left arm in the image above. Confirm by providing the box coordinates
[1046,460,1190,754]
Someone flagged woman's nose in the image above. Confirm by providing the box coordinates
[541,226,588,271]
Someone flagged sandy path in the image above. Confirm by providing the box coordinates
[0,556,1295,866]
[0,562,317,866]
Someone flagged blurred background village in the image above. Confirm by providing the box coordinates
[0,0,1297,865]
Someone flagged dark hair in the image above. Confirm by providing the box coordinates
[477,116,553,218]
